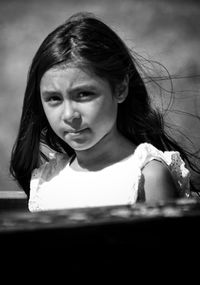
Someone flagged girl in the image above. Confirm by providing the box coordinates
[10,12,199,212]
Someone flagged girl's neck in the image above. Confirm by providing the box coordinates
[71,130,135,171]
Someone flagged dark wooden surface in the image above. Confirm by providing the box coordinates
[0,191,28,212]
[1,196,200,279]
[1,197,200,249]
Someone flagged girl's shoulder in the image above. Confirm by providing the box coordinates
[31,152,71,183]
[29,152,71,212]
[135,143,191,197]
[134,142,187,168]
[135,142,189,174]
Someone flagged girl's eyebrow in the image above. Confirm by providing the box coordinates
[41,91,60,97]
[69,84,98,92]
[41,84,99,97]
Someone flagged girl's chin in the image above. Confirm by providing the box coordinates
[64,138,94,151]
[68,143,94,152]
[66,137,99,152]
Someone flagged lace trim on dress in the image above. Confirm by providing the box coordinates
[135,143,191,198]
[29,152,69,212]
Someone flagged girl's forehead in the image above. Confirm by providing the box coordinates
[44,63,97,80]
[42,65,97,84]
[50,61,94,73]
[40,65,111,91]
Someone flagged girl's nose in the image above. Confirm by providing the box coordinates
[62,101,81,123]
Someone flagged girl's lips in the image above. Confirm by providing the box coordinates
[66,128,88,135]
[69,128,85,133]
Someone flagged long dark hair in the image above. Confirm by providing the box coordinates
[10,12,200,196]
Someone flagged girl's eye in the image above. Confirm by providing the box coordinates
[45,96,62,105]
[77,92,94,100]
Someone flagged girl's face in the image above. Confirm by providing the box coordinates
[40,66,121,151]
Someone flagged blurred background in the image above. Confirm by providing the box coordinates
[0,0,200,193]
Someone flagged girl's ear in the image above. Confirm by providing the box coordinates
[115,76,129,103]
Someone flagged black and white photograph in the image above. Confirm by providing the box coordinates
[0,0,200,279]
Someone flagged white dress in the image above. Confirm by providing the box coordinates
[28,143,191,212]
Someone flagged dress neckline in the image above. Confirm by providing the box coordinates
[67,147,137,174]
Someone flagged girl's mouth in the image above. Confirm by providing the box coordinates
[67,128,88,135]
